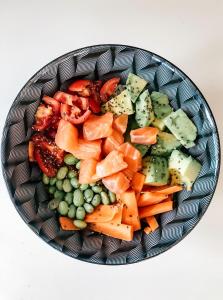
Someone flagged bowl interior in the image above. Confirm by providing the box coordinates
[1,45,220,265]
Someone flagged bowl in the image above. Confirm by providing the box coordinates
[1,44,220,265]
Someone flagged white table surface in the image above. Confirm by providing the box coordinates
[0,1,223,299]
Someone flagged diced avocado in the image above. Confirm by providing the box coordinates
[142,156,169,186]
[163,109,197,149]
[111,84,126,98]
[124,117,139,142]
[151,118,166,131]
[101,89,134,116]
[169,150,201,190]
[134,144,150,157]
[126,73,147,103]
[150,92,173,119]
[151,132,181,156]
[135,90,155,127]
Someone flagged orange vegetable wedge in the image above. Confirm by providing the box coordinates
[120,191,141,231]
[103,129,124,155]
[147,185,183,194]
[102,172,130,194]
[79,158,98,184]
[139,201,173,219]
[59,217,79,231]
[55,119,78,152]
[118,142,142,172]
[28,141,35,162]
[145,216,159,232]
[113,114,128,134]
[130,127,159,145]
[122,167,135,180]
[144,226,152,234]
[138,192,168,207]
[83,112,113,140]
[85,204,120,223]
[71,138,102,160]
[132,172,145,193]
[96,150,127,178]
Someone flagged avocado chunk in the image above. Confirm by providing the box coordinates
[151,118,166,131]
[134,144,150,157]
[169,150,201,190]
[101,89,134,116]
[150,91,173,119]
[135,90,155,127]
[151,132,181,156]
[126,73,147,103]
[142,156,169,186]
[163,109,197,149]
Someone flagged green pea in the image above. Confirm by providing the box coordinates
[76,207,86,220]
[91,194,101,207]
[92,185,103,193]
[48,186,56,194]
[70,177,80,188]
[68,170,77,179]
[42,174,50,185]
[56,180,63,191]
[56,166,68,180]
[68,204,76,219]
[84,189,94,201]
[76,161,81,170]
[108,191,116,203]
[80,184,89,191]
[84,203,94,214]
[64,154,79,165]
[54,190,65,200]
[48,199,60,210]
[73,220,87,229]
[101,191,110,205]
[58,201,69,215]
[89,183,96,187]
[73,189,84,207]
[64,192,73,205]
[49,177,57,186]
[63,179,73,192]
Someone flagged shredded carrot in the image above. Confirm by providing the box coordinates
[139,201,173,219]
[138,192,168,207]
[147,185,183,194]
[146,216,159,231]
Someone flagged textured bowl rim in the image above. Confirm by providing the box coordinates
[1,44,221,266]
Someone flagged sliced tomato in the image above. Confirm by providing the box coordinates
[54,91,78,105]
[55,119,78,153]
[118,142,142,172]
[103,129,124,155]
[89,97,101,113]
[71,139,102,160]
[130,127,159,145]
[42,95,60,114]
[83,112,113,141]
[100,77,120,102]
[102,172,130,194]
[68,79,92,96]
[60,103,91,125]
[34,148,57,177]
[79,158,98,184]
[32,104,53,131]
[113,114,128,134]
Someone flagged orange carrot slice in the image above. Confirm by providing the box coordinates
[59,217,79,231]
[102,172,130,194]
[130,127,159,145]
[145,216,159,232]
[139,201,173,219]
[103,129,124,155]
[28,141,35,162]
[85,205,119,223]
[113,114,128,134]
[138,192,168,207]
[147,185,183,194]
[132,172,145,193]
[119,142,142,172]
[144,226,152,234]
[55,119,78,152]
[79,158,98,184]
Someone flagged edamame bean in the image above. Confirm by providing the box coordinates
[56,180,63,191]
[48,199,60,210]
[58,201,69,215]
[42,174,50,185]
[73,189,84,207]
[73,220,87,229]
[64,154,79,165]
[70,177,80,188]
[92,185,103,193]
[80,184,89,191]
[54,190,65,200]
[76,161,81,170]
[56,166,68,180]
[91,194,101,207]
[64,192,73,205]
[101,191,110,205]
[84,189,94,201]
[63,179,72,192]
[108,191,116,203]
[76,207,86,220]
[67,170,77,179]
[68,204,76,219]
[49,177,57,186]
[83,203,94,214]
[48,186,56,194]
[89,183,96,187]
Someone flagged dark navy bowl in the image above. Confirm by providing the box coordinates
[1,44,220,265]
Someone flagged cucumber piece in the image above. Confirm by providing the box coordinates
[134,144,150,157]
[151,118,166,131]
[135,90,155,127]
[126,73,147,103]
[150,92,173,119]
[169,150,201,190]
[163,109,197,149]
[151,132,181,156]
[142,156,169,186]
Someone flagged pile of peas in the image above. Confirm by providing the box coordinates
[42,154,117,229]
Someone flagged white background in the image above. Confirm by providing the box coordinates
[0,1,223,299]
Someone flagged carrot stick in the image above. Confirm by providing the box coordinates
[132,172,145,193]
[145,216,159,231]
[85,205,119,223]
[59,217,79,231]
[144,226,152,234]
[146,185,183,194]
[28,141,35,162]
[139,201,173,219]
[138,192,168,207]
[162,194,173,202]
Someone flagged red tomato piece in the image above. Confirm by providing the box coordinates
[32,104,53,131]
[60,103,91,125]
[68,79,92,97]
[100,78,120,102]
[42,95,60,114]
